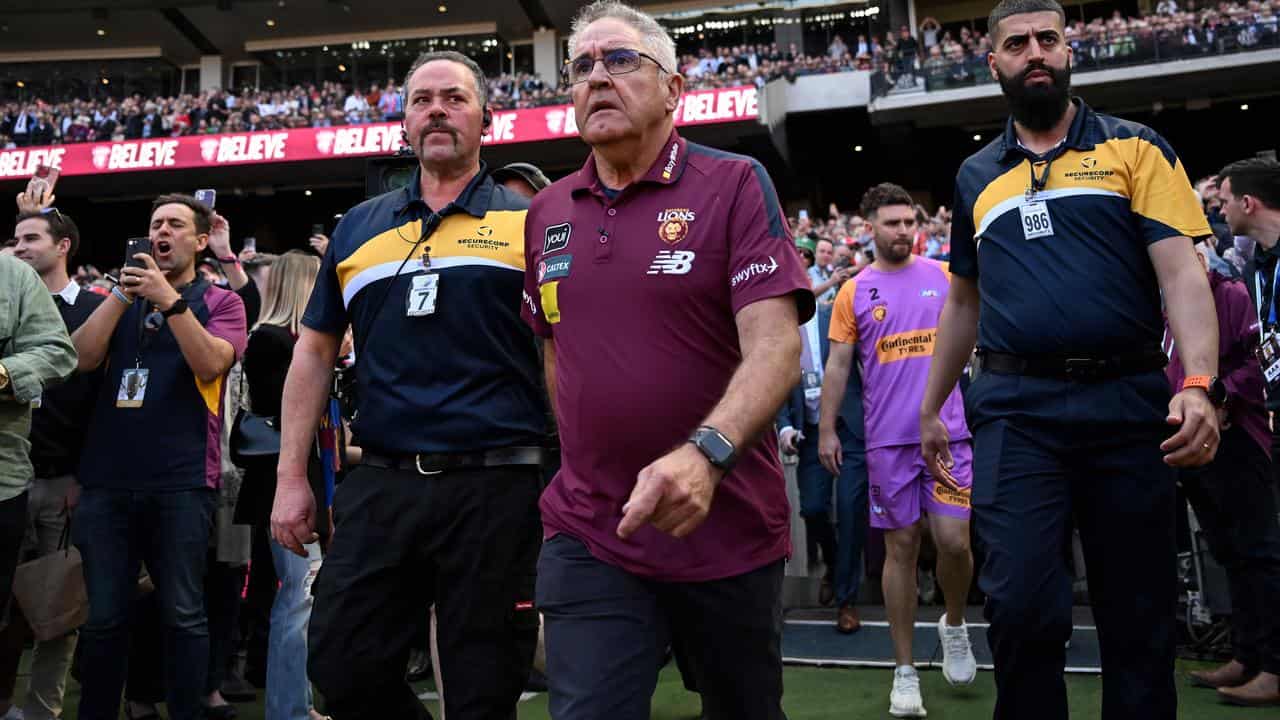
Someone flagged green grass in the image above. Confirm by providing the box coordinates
[25,658,1254,719]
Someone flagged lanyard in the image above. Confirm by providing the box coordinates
[134,300,153,369]
[1017,135,1066,201]
[134,282,193,368]
[803,319,823,375]
[1026,154,1057,201]
[1254,260,1280,343]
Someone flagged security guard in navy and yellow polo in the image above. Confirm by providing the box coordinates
[920,2,1221,720]
[272,51,546,720]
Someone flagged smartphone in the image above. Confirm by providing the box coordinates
[836,255,853,270]
[195,188,216,209]
[798,209,809,221]
[34,164,60,192]
[125,237,152,269]
[311,223,325,237]
[243,236,257,253]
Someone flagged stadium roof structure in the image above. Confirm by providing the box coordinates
[0,0,738,66]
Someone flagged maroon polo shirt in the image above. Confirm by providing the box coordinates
[522,129,816,582]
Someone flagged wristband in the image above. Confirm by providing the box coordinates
[111,287,134,306]
[216,255,240,265]
[1181,375,1211,393]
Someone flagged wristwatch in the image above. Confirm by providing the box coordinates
[161,297,190,318]
[0,363,10,393]
[1182,375,1227,408]
[690,426,738,472]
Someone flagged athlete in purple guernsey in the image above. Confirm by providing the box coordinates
[818,183,976,718]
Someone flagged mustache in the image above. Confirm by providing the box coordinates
[1018,61,1061,84]
[418,117,457,138]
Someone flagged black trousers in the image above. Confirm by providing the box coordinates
[537,534,785,720]
[308,464,541,720]
[0,492,28,631]
[967,371,1178,720]
[1180,424,1280,675]
[125,554,250,701]
[241,522,276,685]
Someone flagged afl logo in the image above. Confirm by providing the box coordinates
[873,305,888,322]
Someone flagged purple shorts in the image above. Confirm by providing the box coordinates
[866,441,972,530]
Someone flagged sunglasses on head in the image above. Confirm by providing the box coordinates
[39,207,67,224]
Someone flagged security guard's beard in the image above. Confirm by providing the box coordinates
[997,61,1072,132]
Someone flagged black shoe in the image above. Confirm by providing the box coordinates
[242,664,267,689]
[526,666,549,692]
[205,704,238,720]
[406,648,432,683]
[220,672,258,703]
[124,703,162,720]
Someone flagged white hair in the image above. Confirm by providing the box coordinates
[567,0,678,76]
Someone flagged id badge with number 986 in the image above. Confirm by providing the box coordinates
[406,273,439,317]
[1019,201,1053,240]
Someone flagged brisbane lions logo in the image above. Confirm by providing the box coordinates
[657,208,695,245]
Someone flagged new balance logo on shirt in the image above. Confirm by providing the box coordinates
[647,250,696,275]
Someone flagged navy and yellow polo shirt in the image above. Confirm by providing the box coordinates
[950,98,1211,357]
[303,164,547,454]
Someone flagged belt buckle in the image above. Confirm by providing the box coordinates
[414,454,443,476]
[1063,358,1099,381]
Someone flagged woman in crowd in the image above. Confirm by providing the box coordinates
[238,250,327,720]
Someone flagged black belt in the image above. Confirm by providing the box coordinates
[362,446,547,475]
[975,348,1167,382]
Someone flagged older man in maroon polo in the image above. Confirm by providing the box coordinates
[521,2,814,719]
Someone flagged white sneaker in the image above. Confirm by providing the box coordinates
[938,613,978,686]
[889,665,927,718]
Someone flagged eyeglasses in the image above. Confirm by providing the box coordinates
[563,48,669,85]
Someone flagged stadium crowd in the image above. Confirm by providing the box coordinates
[4,1,1280,149]
[900,0,1280,93]
[0,41,835,149]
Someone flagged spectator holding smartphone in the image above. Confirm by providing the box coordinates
[70,194,247,720]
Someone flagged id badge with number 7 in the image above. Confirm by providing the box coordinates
[406,273,439,317]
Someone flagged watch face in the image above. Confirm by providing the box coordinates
[699,429,734,465]
[1209,378,1228,406]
